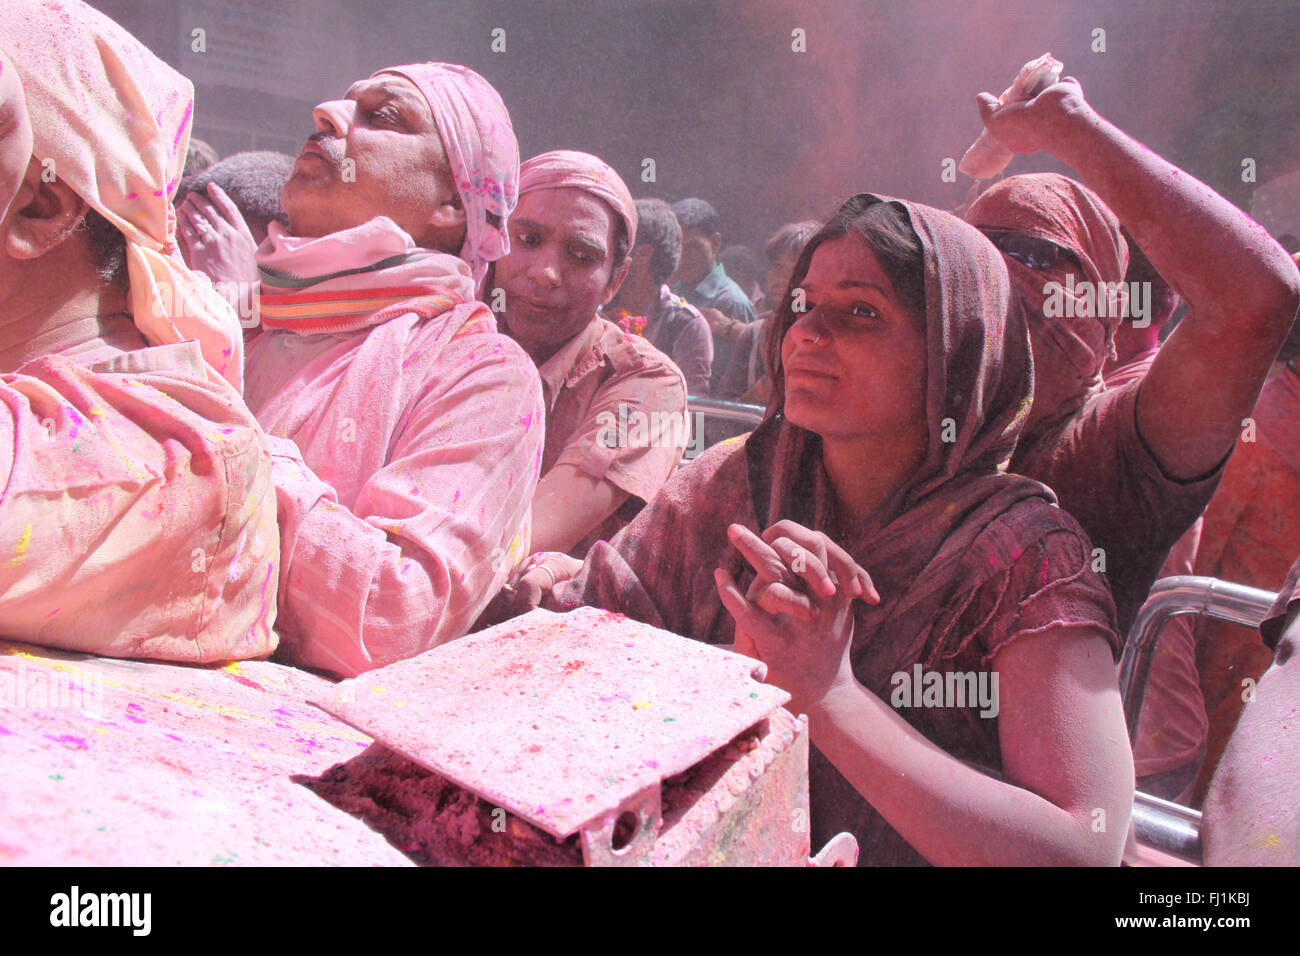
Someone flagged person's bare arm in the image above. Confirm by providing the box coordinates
[717,523,1132,866]
[529,464,630,556]
[978,79,1300,479]
[1202,611,1300,866]
[809,629,1132,866]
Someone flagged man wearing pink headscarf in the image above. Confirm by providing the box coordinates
[0,0,278,662]
[489,150,687,560]
[198,64,545,678]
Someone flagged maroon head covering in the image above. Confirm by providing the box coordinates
[965,173,1129,422]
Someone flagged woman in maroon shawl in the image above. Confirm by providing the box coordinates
[544,194,1134,866]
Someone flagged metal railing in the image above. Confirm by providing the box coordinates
[1118,575,1278,867]
[1119,575,1277,741]
[680,397,767,464]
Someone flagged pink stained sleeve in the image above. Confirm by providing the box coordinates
[270,338,545,678]
[0,351,279,661]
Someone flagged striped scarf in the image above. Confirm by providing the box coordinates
[256,217,477,335]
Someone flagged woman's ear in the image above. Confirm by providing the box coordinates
[3,159,89,260]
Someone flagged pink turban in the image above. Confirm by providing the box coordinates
[374,63,519,284]
[0,49,31,224]
[518,149,638,249]
[0,0,246,391]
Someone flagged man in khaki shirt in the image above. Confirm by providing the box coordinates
[491,150,688,558]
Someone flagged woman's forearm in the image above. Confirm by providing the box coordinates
[807,678,1125,866]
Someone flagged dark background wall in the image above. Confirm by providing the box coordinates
[92,0,1300,250]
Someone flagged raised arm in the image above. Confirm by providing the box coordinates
[977,78,1300,479]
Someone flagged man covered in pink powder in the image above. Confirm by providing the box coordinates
[190,64,545,678]
[0,1,279,661]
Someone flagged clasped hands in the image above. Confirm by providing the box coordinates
[713,520,879,718]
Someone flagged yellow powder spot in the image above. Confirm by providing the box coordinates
[371,686,386,694]
[222,661,244,675]
[7,524,32,567]
[633,701,652,710]
[1263,833,1280,849]
[88,405,106,418]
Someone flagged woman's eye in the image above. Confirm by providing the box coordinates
[848,303,880,319]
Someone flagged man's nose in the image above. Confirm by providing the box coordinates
[526,249,561,287]
[312,99,355,138]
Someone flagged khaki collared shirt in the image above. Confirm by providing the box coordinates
[537,317,689,552]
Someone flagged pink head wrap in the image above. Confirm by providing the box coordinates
[373,63,518,284]
[517,149,638,250]
[0,0,246,391]
[965,173,1129,413]
[0,49,32,223]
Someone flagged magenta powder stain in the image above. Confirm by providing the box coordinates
[44,734,88,750]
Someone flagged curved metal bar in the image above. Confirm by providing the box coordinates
[1119,576,1277,742]
[686,396,766,427]
[1131,791,1204,865]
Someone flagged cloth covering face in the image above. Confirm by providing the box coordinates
[965,173,1129,424]
[0,0,246,391]
[373,63,518,284]
[550,196,1121,864]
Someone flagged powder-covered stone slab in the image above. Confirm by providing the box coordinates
[314,607,789,839]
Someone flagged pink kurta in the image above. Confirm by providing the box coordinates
[1,322,278,661]
[244,302,544,678]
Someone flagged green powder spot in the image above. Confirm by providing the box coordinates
[749,692,759,699]
[48,774,63,781]
[663,717,677,722]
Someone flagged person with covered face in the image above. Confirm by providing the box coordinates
[538,195,1133,866]
[963,77,1300,644]
[187,63,544,678]
[0,2,278,661]
[491,151,688,559]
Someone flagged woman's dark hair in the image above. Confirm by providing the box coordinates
[81,208,129,288]
[764,196,925,408]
